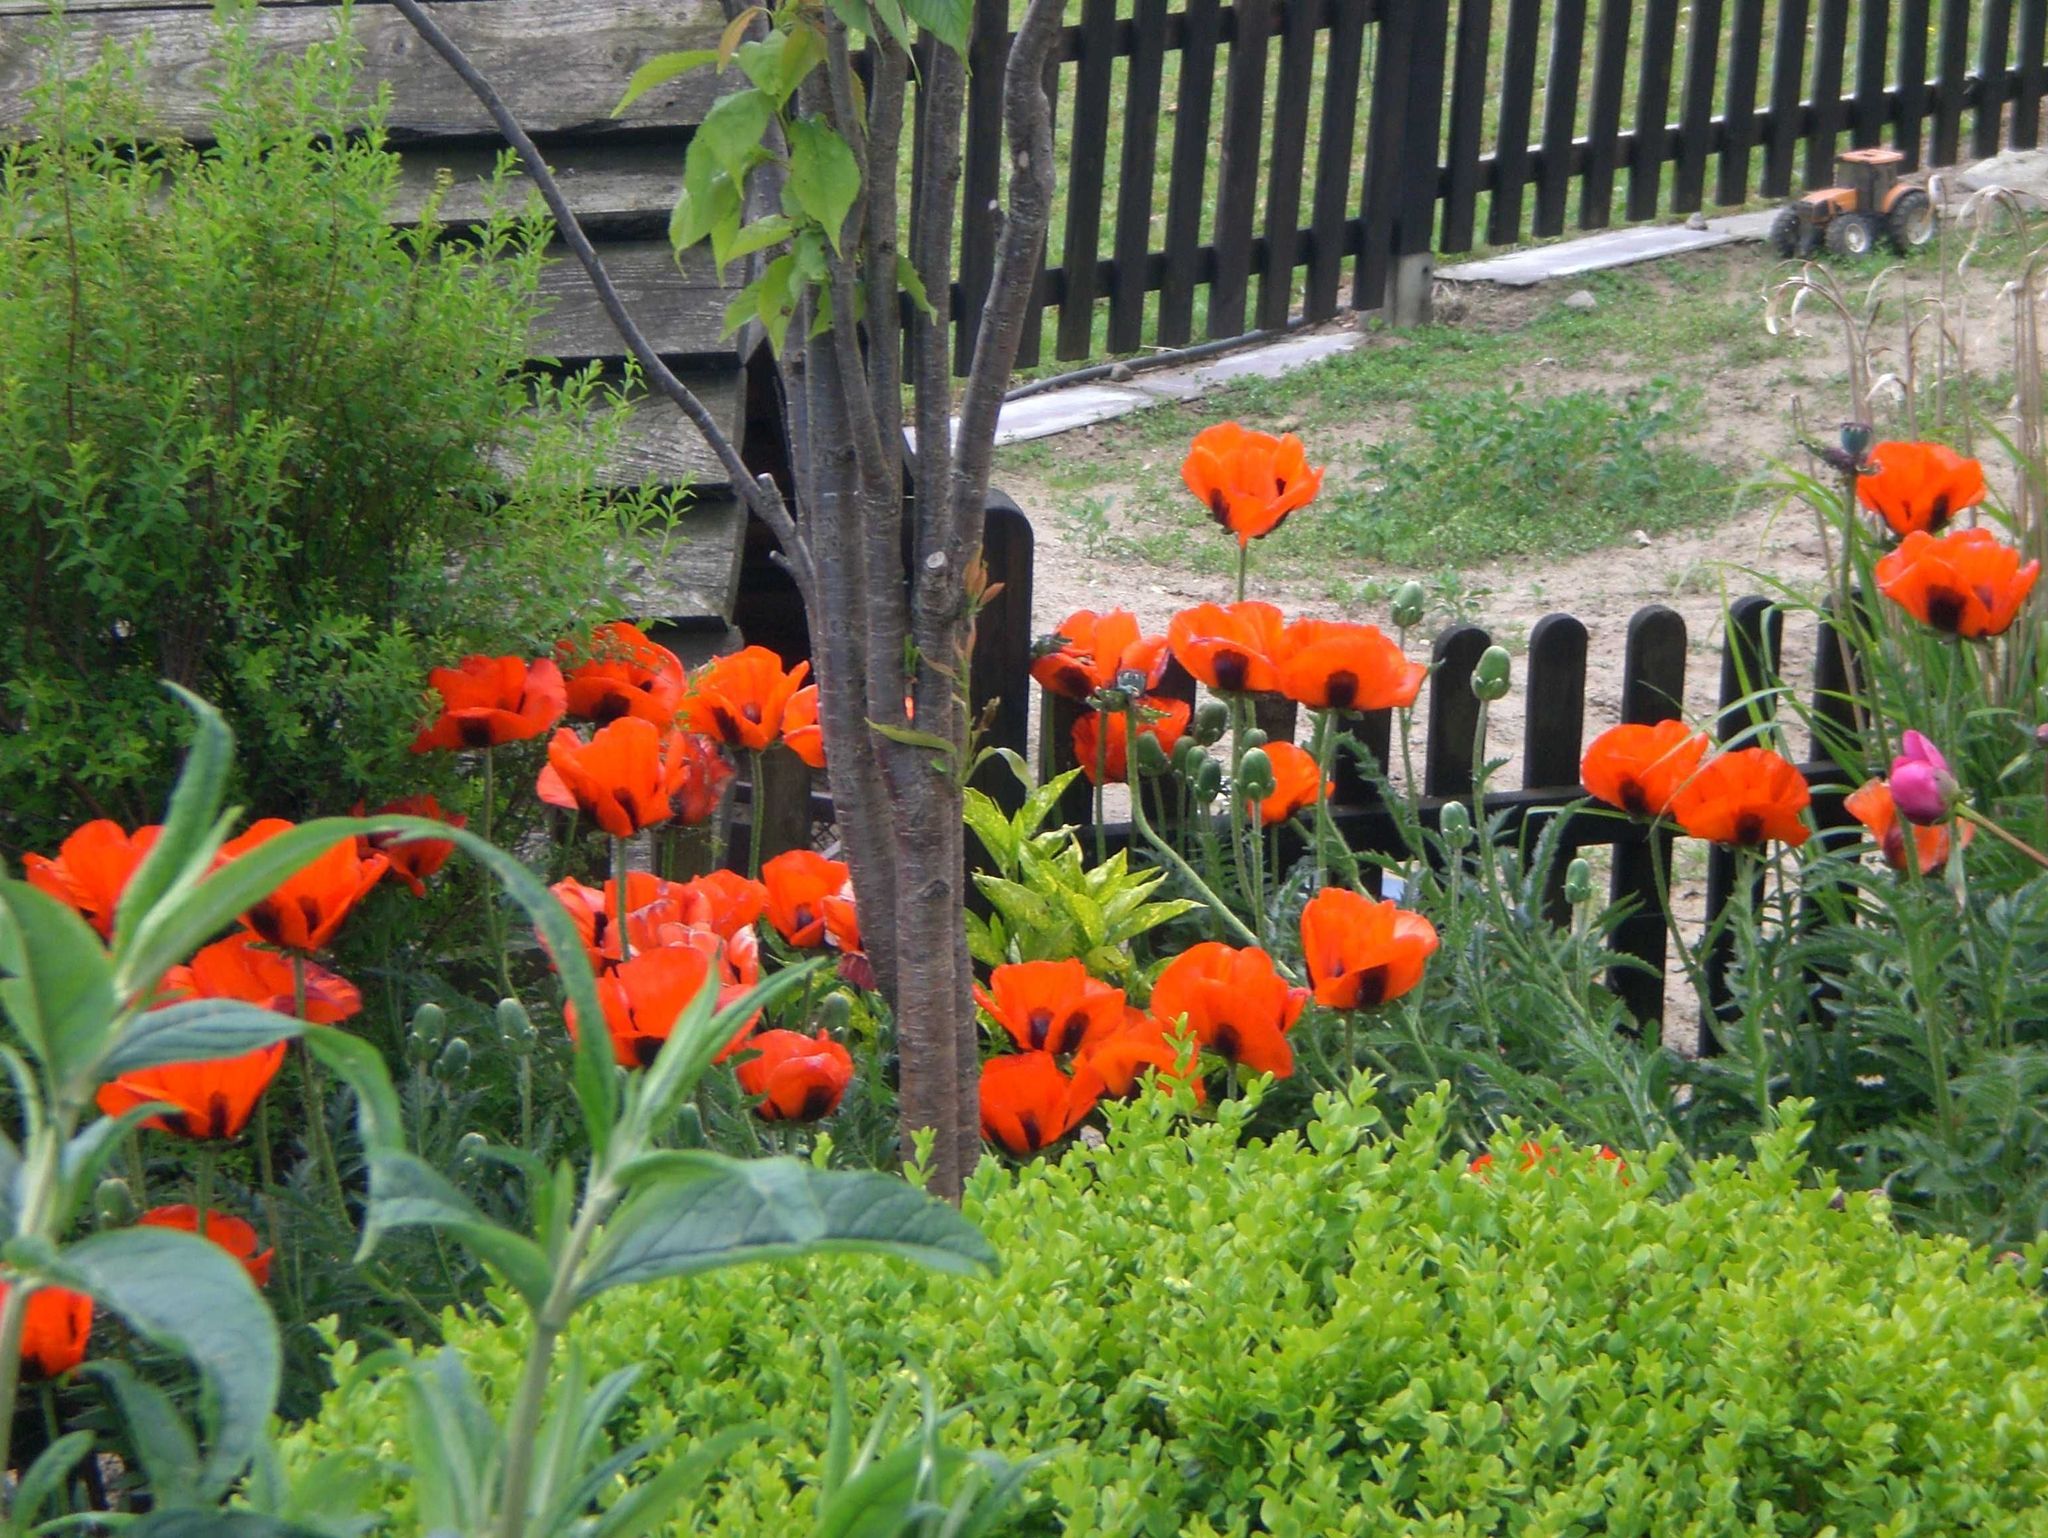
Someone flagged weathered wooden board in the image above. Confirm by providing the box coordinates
[529,240,733,363]
[0,0,725,139]
[612,496,748,626]
[488,368,740,494]
[389,140,683,234]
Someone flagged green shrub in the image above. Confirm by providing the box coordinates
[290,1082,2048,1536]
[0,17,666,851]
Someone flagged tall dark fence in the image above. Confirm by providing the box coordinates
[948,0,2048,372]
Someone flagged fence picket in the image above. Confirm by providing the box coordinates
[1764,0,1812,196]
[1852,0,1892,148]
[1807,0,1851,189]
[1976,0,2017,157]
[1628,0,1683,220]
[1442,0,1493,250]
[1055,0,1118,361]
[1934,0,1974,167]
[1486,0,1544,245]
[1307,0,1370,312]
[1158,0,1222,346]
[1898,0,1933,163]
[1607,606,1687,1024]
[2019,0,2048,147]
[1701,597,1784,1050]
[1579,0,1632,228]
[1424,626,1491,799]
[1258,0,1319,331]
[1523,614,1589,922]
[1718,0,1769,207]
[1674,0,1726,211]
[1210,0,1274,338]
[1534,0,1588,237]
[953,0,1006,374]
[1107,0,1169,353]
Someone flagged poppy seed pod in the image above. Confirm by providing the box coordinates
[1439,800,1474,850]
[434,1037,472,1083]
[1171,737,1207,780]
[1091,682,1133,713]
[1391,581,1428,630]
[1472,646,1513,703]
[1193,701,1230,746]
[455,1131,489,1169]
[1564,857,1594,905]
[1132,730,1173,777]
[95,1177,137,1229]
[409,1002,447,1051]
[496,998,535,1052]
[1236,747,1276,802]
[1840,421,1875,463]
[1193,757,1224,801]
[815,991,854,1033]
[1240,728,1268,750]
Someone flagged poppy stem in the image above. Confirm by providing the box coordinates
[194,1146,214,1242]
[1236,542,1249,604]
[612,836,632,964]
[482,746,514,998]
[1645,827,1714,1036]
[1123,704,1272,959]
[292,959,349,1225]
[1310,711,1363,890]
[747,751,767,881]
[1227,699,1258,933]
[1093,727,1108,870]
[1956,803,2048,869]
[253,1096,282,1265]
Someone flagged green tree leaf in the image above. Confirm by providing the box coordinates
[692,88,775,184]
[574,1157,996,1303]
[0,879,117,1094]
[896,253,936,320]
[613,48,720,116]
[51,1227,280,1497]
[786,119,861,254]
[901,0,973,54]
[101,1000,303,1079]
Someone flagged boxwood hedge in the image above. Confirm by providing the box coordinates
[291,1082,2048,1535]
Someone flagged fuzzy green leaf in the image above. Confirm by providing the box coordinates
[785,119,861,253]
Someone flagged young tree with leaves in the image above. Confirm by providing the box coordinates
[389,0,1061,1197]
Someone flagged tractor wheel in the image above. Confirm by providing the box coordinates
[1825,212,1878,258]
[1886,188,1935,253]
[1768,206,1803,258]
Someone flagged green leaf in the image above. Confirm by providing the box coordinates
[86,1360,202,1510]
[626,959,820,1147]
[786,119,861,253]
[51,1227,279,1497]
[14,1430,93,1526]
[896,254,935,320]
[303,1027,403,1157]
[587,1424,767,1538]
[101,1000,302,1079]
[901,0,973,54]
[614,48,720,116]
[0,879,117,1092]
[722,214,795,265]
[358,1151,552,1310]
[113,686,232,964]
[126,1514,337,1538]
[754,252,797,353]
[671,151,743,256]
[692,88,775,184]
[574,1157,996,1303]
[863,0,915,53]
[867,720,959,760]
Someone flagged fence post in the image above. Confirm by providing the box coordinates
[1387,0,1450,324]
[968,494,1036,818]
[1700,596,1784,1052]
[1607,606,1687,1025]
[1522,614,1589,923]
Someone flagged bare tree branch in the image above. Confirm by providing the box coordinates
[384,0,816,600]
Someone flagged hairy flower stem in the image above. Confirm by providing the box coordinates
[482,746,514,998]
[1646,828,1714,1029]
[1235,543,1249,604]
[194,1147,214,1241]
[747,751,767,880]
[1093,728,1108,870]
[1125,704,1271,960]
[1958,803,2048,869]
[612,836,632,964]
[0,1123,65,1502]
[1227,698,1257,934]
[293,960,348,1224]
[1310,713,1363,890]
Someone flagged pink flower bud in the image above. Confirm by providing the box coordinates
[1888,730,1958,826]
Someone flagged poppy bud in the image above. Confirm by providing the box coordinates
[1236,747,1276,802]
[1193,701,1230,746]
[1240,728,1268,750]
[1193,757,1224,801]
[1172,738,1206,780]
[673,1103,706,1147]
[455,1131,488,1168]
[95,1177,137,1229]
[1392,581,1428,630]
[1888,730,1958,825]
[1839,421,1875,463]
[1132,730,1172,778]
[815,991,853,1034]
[434,1037,472,1083]
[409,1002,446,1051]
[405,1030,437,1067]
[1564,857,1594,906]
[1472,646,1512,703]
[2035,722,2048,751]
[1439,800,1473,850]
[496,998,535,1054]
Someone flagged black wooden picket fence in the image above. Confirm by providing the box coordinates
[950,0,2048,370]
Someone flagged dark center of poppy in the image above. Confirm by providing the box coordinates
[711,704,744,741]
[1212,650,1251,693]
[205,1089,233,1139]
[1060,1010,1090,1048]
[1620,779,1651,816]
[1924,585,1966,633]
[632,1036,663,1068]
[1273,475,1287,496]
[1212,1022,1242,1061]
[458,716,497,749]
[1927,492,1951,531]
[796,1084,834,1120]
[1206,490,1232,528]
[793,903,815,933]
[1349,966,1389,1009]
[294,894,324,938]
[1733,812,1766,845]
[742,702,764,724]
[1325,670,1359,710]
[1026,1008,1055,1050]
[1017,1111,1043,1150]
[593,690,632,724]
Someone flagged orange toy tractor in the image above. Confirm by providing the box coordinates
[1768,148,1935,258]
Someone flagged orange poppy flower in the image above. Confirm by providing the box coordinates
[1670,748,1812,847]
[1072,1012,1205,1103]
[673,870,771,940]
[217,819,388,953]
[672,733,736,824]
[138,1205,274,1287]
[1857,441,1987,537]
[735,1029,855,1121]
[821,890,862,956]
[1876,527,2041,639]
[1167,602,1286,695]
[557,621,687,726]
[411,655,566,752]
[1181,422,1323,546]
[355,795,464,898]
[682,647,810,753]
[97,1043,288,1141]
[761,850,852,949]
[537,718,697,838]
[1030,610,1173,703]
[0,1284,92,1381]
[1844,779,1968,875]
[979,1051,1098,1156]
[158,933,361,1024]
[973,959,1126,1054]
[24,820,162,940]
[1273,620,1426,713]
[1580,720,1711,818]
[1299,887,1440,1012]
[1245,740,1330,826]
[566,943,715,1070]
[1072,696,1192,783]
[1148,942,1308,1078]
[783,686,826,770]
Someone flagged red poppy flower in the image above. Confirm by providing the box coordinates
[973,959,1126,1054]
[784,686,826,770]
[1181,422,1323,545]
[355,795,464,898]
[979,1051,1098,1156]
[1030,610,1172,703]
[1273,620,1425,713]
[1876,527,2041,639]
[1670,748,1811,847]
[97,1044,288,1141]
[1299,888,1440,1012]
[557,621,687,726]
[411,656,566,752]
[672,733,736,824]
[673,870,771,940]
[1073,1012,1205,1103]
[1245,740,1330,826]
[735,1029,855,1121]
[761,850,852,949]
[157,934,361,1024]
[1148,942,1308,1078]
[0,1284,92,1381]
[821,891,861,956]
[682,647,810,753]
[1580,721,1711,818]
[23,820,162,940]
[138,1205,274,1287]
[1467,1141,1550,1177]
[1844,779,1967,875]
[1167,602,1286,695]
[566,943,715,1070]
[1857,441,1987,536]
[217,819,388,953]
[1072,696,1192,784]
[537,719,697,838]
